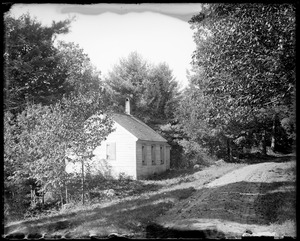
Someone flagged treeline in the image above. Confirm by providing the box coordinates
[4,4,296,221]
[177,3,296,163]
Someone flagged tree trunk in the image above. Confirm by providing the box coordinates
[227,138,233,162]
[60,189,64,208]
[271,113,277,151]
[262,129,267,156]
[82,158,85,205]
[65,183,68,204]
[30,186,35,206]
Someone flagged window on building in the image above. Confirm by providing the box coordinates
[142,145,146,165]
[106,142,116,160]
[151,145,156,165]
[160,146,164,164]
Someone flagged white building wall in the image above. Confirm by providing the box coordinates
[66,122,138,179]
[93,122,138,179]
[136,141,170,179]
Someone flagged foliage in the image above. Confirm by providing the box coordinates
[141,63,180,126]
[4,14,106,115]
[158,123,185,168]
[176,81,228,160]
[5,104,65,189]
[190,4,295,108]
[105,52,180,128]
[4,91,114,219]
[177,3,296,161]
[56,41,104,95]
[105,52,149,114]
[4,13,72,113]
[59,91,114,158]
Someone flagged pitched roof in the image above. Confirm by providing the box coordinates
[112,113,167,142]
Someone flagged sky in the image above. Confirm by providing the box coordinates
[7,4,201,88]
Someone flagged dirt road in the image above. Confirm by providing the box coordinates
[206,161,295,187]
[158,160,296,238]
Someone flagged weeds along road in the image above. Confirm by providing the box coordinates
[157,159,296,238]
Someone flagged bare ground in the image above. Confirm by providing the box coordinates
[3,157,296,238]
[157,159,296,238]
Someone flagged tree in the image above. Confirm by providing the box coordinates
[59,91,114,204]
[190,4,295,108]
[4,13,72,113]
[56,41,103,95]
[105,51,150,115]
[141,63,180,126]
[105,52,180,129]
[4,103,68,211]
[181,3,296,159]
[4,89,114,213]
[176,70,229,161]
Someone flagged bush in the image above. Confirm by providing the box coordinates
[118,172,133,182]
[24,201,61,219]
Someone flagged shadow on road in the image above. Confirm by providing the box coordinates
[238,153,295,164]
[145,223,226,239]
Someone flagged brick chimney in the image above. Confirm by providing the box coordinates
[125,97,130,115]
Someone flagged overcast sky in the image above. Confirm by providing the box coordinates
[7,4,202,88]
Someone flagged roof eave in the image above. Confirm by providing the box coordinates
[136,139,169,144]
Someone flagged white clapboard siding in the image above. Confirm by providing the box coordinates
[136,141,169,179]
[93,122,137,179]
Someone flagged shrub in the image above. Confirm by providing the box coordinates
[118,172,133,183]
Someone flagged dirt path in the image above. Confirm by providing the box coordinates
[157,160,296,238]
[206,161,295,187]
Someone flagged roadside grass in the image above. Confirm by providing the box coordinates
[4,161,246,238]
[269,219,296,237]
[4,188,196,238]
[147,168,198,181]
[142,162,246,188]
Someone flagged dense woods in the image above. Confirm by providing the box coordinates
[4,3,296,222]
[176,3,295,162]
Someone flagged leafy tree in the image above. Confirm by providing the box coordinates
[141,63,180,126]
[56,41,103,95]
[4,13,72,113]
[105,51,150,115]
[4,104,68,215]
[59,91,114,204]
[190,4,295,108]
[179,3,296,160]
[4,89,114,215]
[176,71,228,162]
[105,52,180,128]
